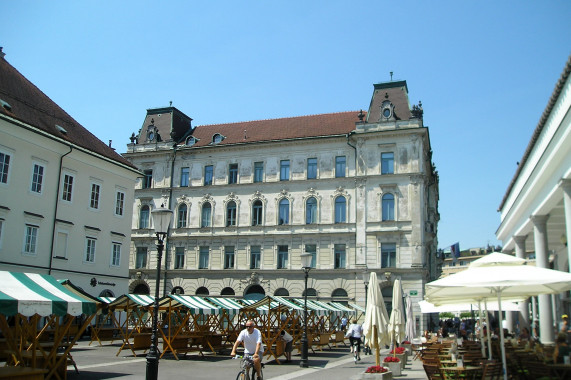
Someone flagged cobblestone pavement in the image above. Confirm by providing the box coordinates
[66,340,428,380]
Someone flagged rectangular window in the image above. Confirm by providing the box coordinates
[335,156,346,178]
[306,244,317,268]
[55,231,68,258]
[307,158,317,179]
[143,170,152,189]
[224,246,235,269]
[204,165,213,186]
[199,246,209,269]
[280,160,290,181]
[31,164,44,193]
[254,162,264,183]
[180,167,190,187]
[111,243,121,266]
[277,245,288,269]
[62,174,74,202]
[334,244,346,269]
[90,183,100,209]
[24,225,38,254]
[381,243,397,268]
[115,191,125,216]
[174,247,185,269]
[250,245,261,269]
[381,152,394,174]
[135,247,147,268]
[228,163,238,184]
[85,237,96,263]
[0,152,10,184]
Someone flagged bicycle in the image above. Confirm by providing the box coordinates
[351,338,361,363]
[234,354,264,380]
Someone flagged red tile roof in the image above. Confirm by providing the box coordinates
[0,56,137,170]
[187,111,362,147]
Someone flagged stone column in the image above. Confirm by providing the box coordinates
[531,215,554,344]
[513,236,530,329]
[560,179,571,272]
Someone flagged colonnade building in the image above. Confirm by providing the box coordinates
[497,55,571,344]
[123,80,440,332]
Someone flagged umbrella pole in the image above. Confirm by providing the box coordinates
[485,299,492,359]
[374,325,380,367]
[497,291,508,380]
[478,300,485,358]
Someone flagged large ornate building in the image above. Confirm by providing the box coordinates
[0,51,140,295]
[124,80,439,332]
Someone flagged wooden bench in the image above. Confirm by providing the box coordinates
[331,331,347,347]
[133,333,152,351]
[315,332,332,350]
[0,367,48,379]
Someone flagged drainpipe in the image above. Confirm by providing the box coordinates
[346,132,358,267]
[163,144,178,296]
[48,146,73,275]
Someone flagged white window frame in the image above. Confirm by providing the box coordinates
[85,237,96,263]
[111,242,121,267]
[30,162,45,194]
[115,190,125,216]
[0,149,12,186]
[54,229,69,259]
[23,224,39,255]
[89,182,101,210]
[61,172,75,202]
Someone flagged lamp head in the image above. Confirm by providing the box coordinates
[151,204,173,234]
[362,269,369,285]
[300,252,313,270]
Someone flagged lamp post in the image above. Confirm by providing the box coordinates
[362,269,369,309]
[299,252,312,368]
[146,204,172,380]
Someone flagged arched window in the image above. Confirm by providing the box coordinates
[332,288,348,300]
[133,283,150,295]
[302,288,317,297]
[252,200,263,226]
[382,193,395,221]
[221,287,235,296]
[99,289,114,297]
[245,285,265,299]
[201,202,212,227]
[226,201,236,226]
[177,204,187,228]
[306,197,317,224]
[139,205,150,229]
[334,196,346,223]
[274,288,289,296]
[196,286,209,296]
[278,198,289,225]
[171,286,184,295]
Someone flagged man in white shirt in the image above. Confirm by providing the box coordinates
[231,320,264,379]
[279,330,293,362]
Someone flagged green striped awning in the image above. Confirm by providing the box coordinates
[165,295,220,315]
[329,302,356,314]
[293,298,328,315]
[311,300,342,316]
[108,294,155,309]
[98,297,116,304]
[207,297,243,315]
[0,271,97,317]
[349,303,366,313]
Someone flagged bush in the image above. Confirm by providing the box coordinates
[365,365,388,373]
[401,340,411,344]
[389,347,406,354]
[383,356,400,363]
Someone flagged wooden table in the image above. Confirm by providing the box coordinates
[0,367,48,379]
[441,365,483,380]
[548,363,571,380]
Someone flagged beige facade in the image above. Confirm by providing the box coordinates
[0,55,140,296]
[124,80,439,333]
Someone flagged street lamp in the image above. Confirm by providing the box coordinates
[362,269,369,309]
[299,252,313,368]
[146,204,173,380]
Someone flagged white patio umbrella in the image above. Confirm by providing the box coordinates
[387,278,406,351]
[426,252,571,380]
[362,272,390,366]
[405,295,415,341]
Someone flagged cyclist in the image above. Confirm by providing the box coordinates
[231,320,264,380]
[345,319,363,361]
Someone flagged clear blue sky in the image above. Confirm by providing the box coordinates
[2,1,570,250]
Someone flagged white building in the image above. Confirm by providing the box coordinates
[496,55,571,344]
[0,51,140,296]
[124,80,439,332]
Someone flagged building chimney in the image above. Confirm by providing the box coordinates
[0,47,5,59]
